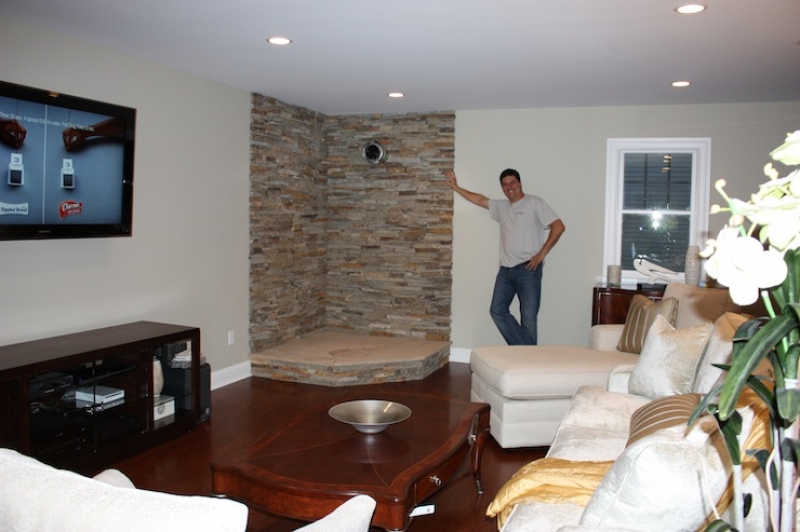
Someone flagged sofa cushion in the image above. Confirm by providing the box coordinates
[294,494,376,532]
[92,468,136,489]
[691,312,749,394]
[616,295,678,354]
[626,393,702,447]
[470,346,638,399]
[0,448,249,532]
[663,283,740,329]
[500,501,585,532]
[628,315,713,398]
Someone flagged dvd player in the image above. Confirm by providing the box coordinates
[75,385,124,405]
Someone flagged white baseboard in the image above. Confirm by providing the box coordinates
[210,360,251,390]
[449,347,471,364]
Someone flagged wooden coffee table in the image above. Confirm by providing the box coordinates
[211,391,490,531]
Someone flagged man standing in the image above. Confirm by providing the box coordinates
[445,168,565,345]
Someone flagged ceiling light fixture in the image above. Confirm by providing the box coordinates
[267,36,292,46]
[387,92,404,98]
[672,80,691,87]
[674,4,707,14]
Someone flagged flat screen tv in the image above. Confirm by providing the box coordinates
[0,80,135,240]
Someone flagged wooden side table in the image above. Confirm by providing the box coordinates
[592,284,666,325]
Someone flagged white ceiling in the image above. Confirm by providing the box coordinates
[2,0,799,115]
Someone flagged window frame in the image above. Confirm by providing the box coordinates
[603,137,711,284]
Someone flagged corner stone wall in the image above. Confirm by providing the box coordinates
[250,95,328,352]
[323,114,454,341]
[250,94,454,353]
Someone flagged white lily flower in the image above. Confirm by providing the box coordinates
[703,230,788,306]
[770,130,800,166]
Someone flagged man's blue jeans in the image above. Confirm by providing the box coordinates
[490,263,543,345]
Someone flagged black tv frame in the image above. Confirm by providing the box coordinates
[0,80,135,241]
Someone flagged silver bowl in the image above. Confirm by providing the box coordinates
[328,399,412,434]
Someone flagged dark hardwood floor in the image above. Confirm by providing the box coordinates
[111,362,546,532]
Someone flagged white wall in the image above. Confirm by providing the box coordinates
[452,103,800,350]
[0,17,252,380]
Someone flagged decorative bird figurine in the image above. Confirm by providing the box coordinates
[633,256,679,284]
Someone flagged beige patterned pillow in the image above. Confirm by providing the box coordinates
[616,295,678,354]
[628,315,713,398]
[691,312,749,394]
[627,393,702,447]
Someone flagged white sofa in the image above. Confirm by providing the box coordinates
[482,303,772,531]
[0,448,376,532]
[470,283,742,447]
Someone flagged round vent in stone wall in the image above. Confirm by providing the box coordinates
[361,141,387,164]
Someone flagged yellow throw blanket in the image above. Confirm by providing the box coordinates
[486,457,613,530]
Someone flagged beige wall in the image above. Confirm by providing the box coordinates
[3,15,799,369]
[0,17,252,379]
[452,103,800,350]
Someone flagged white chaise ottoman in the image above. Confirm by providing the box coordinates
[470,346,638,448]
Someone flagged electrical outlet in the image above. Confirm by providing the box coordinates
[227,330,235,346]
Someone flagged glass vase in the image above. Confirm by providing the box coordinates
[153,356,164,397]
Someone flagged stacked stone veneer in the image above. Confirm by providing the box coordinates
[250,94,455,353]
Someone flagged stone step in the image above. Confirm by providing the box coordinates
[250,329,451,386]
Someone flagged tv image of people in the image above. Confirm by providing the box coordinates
[0,95,126,225]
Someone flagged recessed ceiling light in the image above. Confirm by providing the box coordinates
[674,4,707,14]
[387,92,404,98]
[672,80,691,87]
[267,36,292,46]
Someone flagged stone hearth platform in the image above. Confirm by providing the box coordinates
[250,330,451,386]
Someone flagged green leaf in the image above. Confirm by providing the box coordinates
[776,385,800,423]
[780,436,800,464]
[748,449,780,486]
[781,340,800,381]
[742,492,752,517]
[732,318,767,343]
[689,384,722,426]
[719,314,797,419]
[703,519,738,532]
[719,411,743,465]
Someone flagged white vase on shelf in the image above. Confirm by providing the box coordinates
[684,245,702,286]
[152,357,164,397]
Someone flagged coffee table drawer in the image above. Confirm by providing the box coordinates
[413,443,470,503]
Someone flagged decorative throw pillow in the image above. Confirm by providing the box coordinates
[486,457,614,530]
[628,315,713,398]
[626,393,702,447]
[662,283,740,329]
[691,312,750,394]
[579,413,731,531]
[616,295,678,354]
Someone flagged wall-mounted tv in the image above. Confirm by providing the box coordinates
[0,80,135,240]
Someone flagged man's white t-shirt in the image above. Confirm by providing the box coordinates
[488,195,560,268]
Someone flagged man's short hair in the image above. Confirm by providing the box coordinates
[499,168,521,183]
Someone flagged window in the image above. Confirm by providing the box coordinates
[603,138,710,283]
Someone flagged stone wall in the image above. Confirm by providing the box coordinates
[249,94,454,352]
[250,95,328,352]
[324,114,454,341]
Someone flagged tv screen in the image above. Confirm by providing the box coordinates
[0,80,135,240]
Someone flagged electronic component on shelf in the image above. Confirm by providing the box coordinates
[61,158,75,189]
[8,153,23,186]
[75,385,124,405]
[155,340,192,365]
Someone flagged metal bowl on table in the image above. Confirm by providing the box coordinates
[328,399,412,434]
